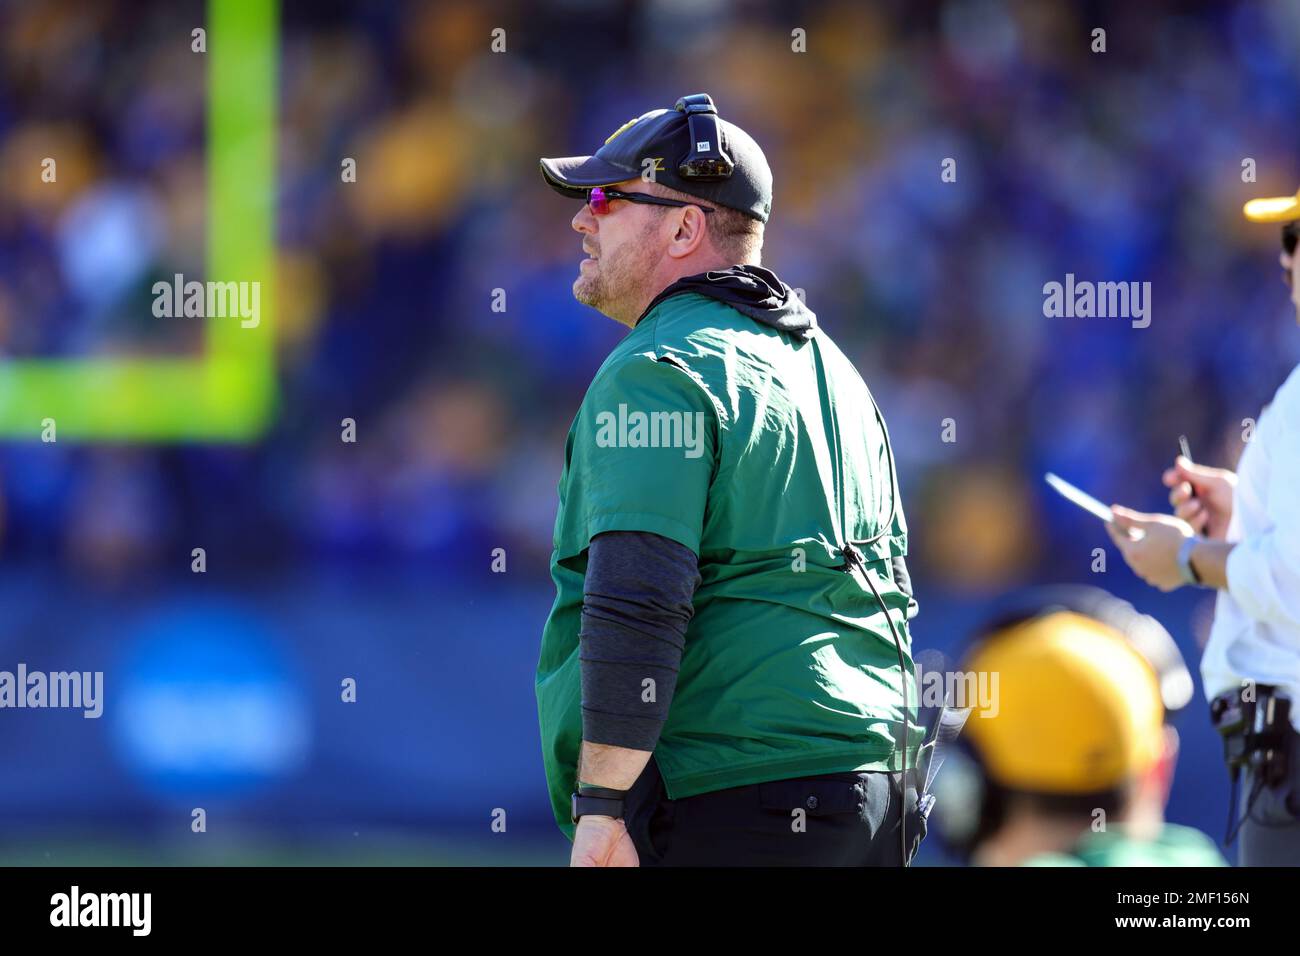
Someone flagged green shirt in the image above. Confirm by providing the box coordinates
[1023,824,1229,867]
[536,292,920,837]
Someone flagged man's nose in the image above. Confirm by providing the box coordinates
[572,203,596,234]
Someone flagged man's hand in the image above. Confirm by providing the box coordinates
[1106,505,1194,591]
[1163,456,1236,540]
[570,815,639,867]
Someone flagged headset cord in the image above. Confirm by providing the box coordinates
[817,339,910,864]
[858,388,910,865]
[845,544,911,867]
[847,386,911,865]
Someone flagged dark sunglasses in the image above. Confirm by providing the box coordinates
[585,186,714,216]
[1284,221,1299,256]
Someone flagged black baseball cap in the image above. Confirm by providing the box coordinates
[540,93,773,223]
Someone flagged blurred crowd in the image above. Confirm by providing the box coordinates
[2,0,1299,599]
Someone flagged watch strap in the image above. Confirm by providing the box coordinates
[1177,536,1203,586]
[576,783,628,801]
[571,792,626,823]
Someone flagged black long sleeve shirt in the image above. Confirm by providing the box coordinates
[578,531,699,752]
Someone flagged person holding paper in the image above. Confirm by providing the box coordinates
[1105,189,1300,865]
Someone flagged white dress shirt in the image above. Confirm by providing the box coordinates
[1202,362,1300,730]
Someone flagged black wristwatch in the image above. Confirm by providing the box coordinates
[571,784,628,823]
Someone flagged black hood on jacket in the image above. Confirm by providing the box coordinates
[635,264,818,341]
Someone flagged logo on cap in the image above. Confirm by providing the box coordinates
[604,117,641,145]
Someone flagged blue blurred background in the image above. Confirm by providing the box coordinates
[1,0,1298,864]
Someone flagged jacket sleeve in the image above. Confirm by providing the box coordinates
[568,353,719,554]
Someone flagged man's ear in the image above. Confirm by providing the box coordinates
[665,206,710,260]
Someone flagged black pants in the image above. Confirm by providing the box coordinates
[1238,719,1300,866]
[625,757,925,866]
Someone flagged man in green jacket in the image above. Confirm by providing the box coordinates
[535,94,923,866]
